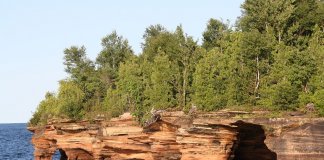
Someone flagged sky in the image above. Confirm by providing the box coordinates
[0,0,244,123]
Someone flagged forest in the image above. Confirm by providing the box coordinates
[29,0,324,126]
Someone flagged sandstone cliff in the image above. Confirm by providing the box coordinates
[28,111,324,160]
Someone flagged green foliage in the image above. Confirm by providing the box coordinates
[96,31,134,100]
[142,24,166,45]
[30,0,324,126]
[313,90,324,116]
[141,24,201,110]
[175,26,200,109]
[29,111,42,126]
[97,31,133,73]
[103,87,127,118]
[57,80,85,120]
[29,80,86,125]
[193,49,228,111]
[63,46,95,82]
[29,92,58,126]
[145,52,177,109]
[299,89,324,116]
[240,0,323,45]
[117,58,143,104]
[202,18,228,50]
[102,57,146,121]
[221,32,250,105]
[271,79,299,110]
[63,46,100,100]
[239,0,294,34]
[142,30,180,62]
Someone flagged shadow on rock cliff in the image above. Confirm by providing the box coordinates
[232,120,277,160]
[58,149,67,160]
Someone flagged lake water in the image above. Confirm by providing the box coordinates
[0,123,60,160]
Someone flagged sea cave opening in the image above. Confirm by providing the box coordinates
[53,149,68,160]
[231,120,277,160]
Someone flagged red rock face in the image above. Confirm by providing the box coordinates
[28,112,324,160]
[261,119,324,160]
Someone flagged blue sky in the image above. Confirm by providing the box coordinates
[0,0,244,123]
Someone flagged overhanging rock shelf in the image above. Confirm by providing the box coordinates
[28,111,324,160]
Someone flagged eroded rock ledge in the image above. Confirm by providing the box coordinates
[28,111,324,160]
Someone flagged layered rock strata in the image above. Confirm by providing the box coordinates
[28,111,324,160]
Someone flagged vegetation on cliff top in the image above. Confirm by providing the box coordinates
[29,0,324,126]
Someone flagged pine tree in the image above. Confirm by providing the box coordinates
[117,57,144,112]
[145,51,177,110]
[202,18,228,51]
[193,49,228,111]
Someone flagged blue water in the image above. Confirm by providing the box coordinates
[0,123,60,160]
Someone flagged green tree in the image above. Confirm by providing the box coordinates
[193,49,228,111]
[29,92,58,126]
[271,79,299,110]
[97,31,133,71]
[63,46,99,99]
[103,56,145,120]
[103,87,127,118]
[57,80,85,120]
[299,25,324,115]
[142,24,166,46]
[313,90,324,116]
[202,18,228,51]
[222,32,250,105]
[142,31,180,62]
[174,26,200,108]
[64,46,94,80]
[96,31,134,89]
[240,29,275,102]
[116,57,144,115]
[141,25,200,109]
[288,0,323,36]
[240,0,295,42]
[145,51,177,110]
[238,0,324,45]
[261,42,316,110]
[307,26,324,92]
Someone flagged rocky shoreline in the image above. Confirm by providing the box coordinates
[28,111,324,160]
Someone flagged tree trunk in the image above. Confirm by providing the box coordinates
[255,55,260,97]
[182,66,187,108]
[112,57,115,70]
